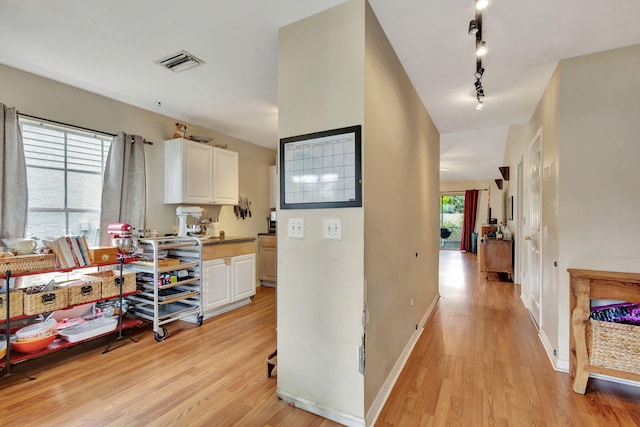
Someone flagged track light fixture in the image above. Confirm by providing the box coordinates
[469,0,488,109]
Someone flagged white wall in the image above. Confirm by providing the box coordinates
[363,1,440,416]
[556,44,640,361]
[502,43,640,365]
[0,63,275,239]
[277,1,366,421]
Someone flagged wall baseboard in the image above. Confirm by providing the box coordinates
[276,390,365,427]
[365,294,440,426]
[538,329,558,367]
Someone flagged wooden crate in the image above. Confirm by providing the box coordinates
[0,254,55,276]
[88,247,118,265]
[0,289,24,320]
[23,287,68,316]
[82,270,136,298]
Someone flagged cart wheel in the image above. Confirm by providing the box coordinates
[197,315,204,326]
[154,327,168,342]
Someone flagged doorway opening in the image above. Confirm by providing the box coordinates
[440,194,464,250]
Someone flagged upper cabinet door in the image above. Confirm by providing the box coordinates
[164,138,238,205]
[212,147,238,205]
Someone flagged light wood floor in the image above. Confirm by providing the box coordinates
[2,252,639,426]
[376,250,640,426]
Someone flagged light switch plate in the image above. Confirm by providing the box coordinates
[323,219,342,240]
[288,218,304,239]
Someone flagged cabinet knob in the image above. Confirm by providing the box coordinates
[524,235,532,241]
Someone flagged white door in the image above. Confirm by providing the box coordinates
[202,258,231,310]
[231,254,256,301]
[527,129,543,327]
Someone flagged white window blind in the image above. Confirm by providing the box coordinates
[19,118,112,244]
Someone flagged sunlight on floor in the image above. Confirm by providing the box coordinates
[439,250,467,290]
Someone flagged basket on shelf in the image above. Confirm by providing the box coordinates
[0,254,56,276]
[60,280,102,306]
[23,287,69,316]
[81,270,136,298]
[0,289,24,319]
[586,319,640,375]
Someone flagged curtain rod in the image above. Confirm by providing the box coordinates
[440,188,488,193]
[18,112,154,145]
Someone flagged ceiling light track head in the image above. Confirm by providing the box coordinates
[468,19,479,35]
[476,40,487,57]
[476,0,488,11]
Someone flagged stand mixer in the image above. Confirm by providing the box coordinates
[107,223,135,255]
[176,206,204,237]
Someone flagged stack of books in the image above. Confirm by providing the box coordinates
[42,235,92,268]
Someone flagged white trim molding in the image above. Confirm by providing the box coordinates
[365,294,440,426]
[276,390,365,427]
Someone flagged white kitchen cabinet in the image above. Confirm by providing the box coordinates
[198,252,256,320]
[231,253,256,300]
[201,258,232,311]
[212,147,239,205]
[164,138,238,205]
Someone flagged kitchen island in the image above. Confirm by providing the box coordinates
[193,236,257,321]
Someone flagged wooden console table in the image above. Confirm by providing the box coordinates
[482,238,513,280]
[569,268,640,393]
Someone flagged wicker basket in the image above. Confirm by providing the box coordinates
[23,287,69,316]
[586,319,640,375]
[61,280,102,306]
[0,254,56,276]
[82,270,136,298]
[0,289,24,319]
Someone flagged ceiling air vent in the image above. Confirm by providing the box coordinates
[155,50,204,73]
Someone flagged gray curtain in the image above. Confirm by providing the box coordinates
[99,132,146,245]
[0,103,28,238]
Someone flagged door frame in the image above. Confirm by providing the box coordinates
[527,127,543,328]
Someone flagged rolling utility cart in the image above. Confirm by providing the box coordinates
[126,236,203,341]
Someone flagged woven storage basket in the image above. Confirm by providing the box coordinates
[63,280,102,306]
[586,319,640,375]
[0,289,24,319]
[23,287,68,315]
[0,254,55,276]
[82,270,136,298]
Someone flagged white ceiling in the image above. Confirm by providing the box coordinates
[2,1,640,182]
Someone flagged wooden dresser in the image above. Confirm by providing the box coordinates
[481,238,513,280]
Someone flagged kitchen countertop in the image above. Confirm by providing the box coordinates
[199,236,256,245]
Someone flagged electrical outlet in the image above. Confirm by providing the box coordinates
[410,297,414,306]
[288,218,304,239]
[323,219,341,240]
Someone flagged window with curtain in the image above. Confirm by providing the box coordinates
[19,118,111,246]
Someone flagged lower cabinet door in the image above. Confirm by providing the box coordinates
[202,258,231,310]
[231,254,256,301]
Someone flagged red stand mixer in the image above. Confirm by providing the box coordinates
[107,223,136,258]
